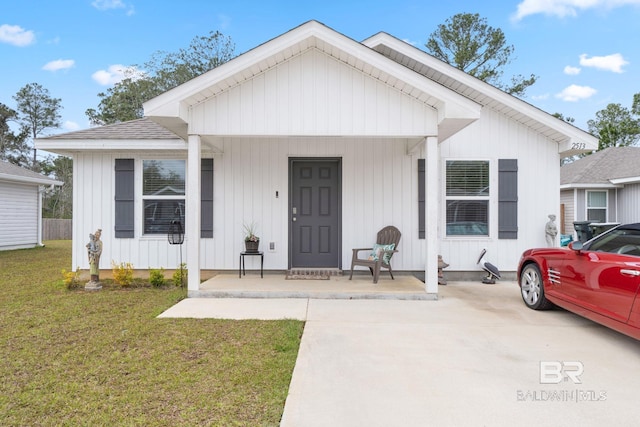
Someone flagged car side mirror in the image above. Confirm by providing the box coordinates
[569,241,583,252]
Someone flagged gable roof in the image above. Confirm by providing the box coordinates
[561,146,640,188]
[362,31,598,156]
[0,161,63,186]
[143,20,482,142]
[36,20,599,156]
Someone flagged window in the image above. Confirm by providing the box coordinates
[142,160,185,234]
[587,191,607,223]
[445,160,489,236]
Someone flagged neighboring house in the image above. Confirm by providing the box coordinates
[0,161,63,251]
[561,146,640,236]
[36,21,598,295]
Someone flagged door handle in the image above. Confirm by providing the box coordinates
[620,269,640,277]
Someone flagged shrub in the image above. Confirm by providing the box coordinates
[61,267,81,290]
[149,268,166,288]
[172,263,187,287]
[111,261,134,286]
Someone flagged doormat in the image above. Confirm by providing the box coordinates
[285,270,331,280]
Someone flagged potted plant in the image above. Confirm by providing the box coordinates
[243,222,260,252]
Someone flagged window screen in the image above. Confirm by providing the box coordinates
[446,160,489,236]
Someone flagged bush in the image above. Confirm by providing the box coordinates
[149,268,166,288]
[61,267,81,290]
[172,263,187,287]
[111,261,134,286]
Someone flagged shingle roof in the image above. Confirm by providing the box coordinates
[561,146,640,185]
[0,161,62,185]
[43,118,180,140]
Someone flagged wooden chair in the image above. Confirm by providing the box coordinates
[349,226,401,284]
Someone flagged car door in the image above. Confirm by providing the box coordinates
[560,250,640,323]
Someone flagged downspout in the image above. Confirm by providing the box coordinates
[37,185,44,247]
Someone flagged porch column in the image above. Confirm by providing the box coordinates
[425,136,439,294]
[187,134,201,292]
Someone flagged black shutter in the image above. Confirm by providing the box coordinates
[498,159,518,239]
[418,159,425,239]
[201,158,214,238]
[114,159,134,238]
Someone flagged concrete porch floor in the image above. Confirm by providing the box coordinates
[191,271,436,300]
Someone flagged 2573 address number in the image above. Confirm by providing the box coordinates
[571,142,586,149]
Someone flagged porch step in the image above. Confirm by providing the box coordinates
[286,268,343,277]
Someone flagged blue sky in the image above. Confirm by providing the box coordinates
[2,0,639,136]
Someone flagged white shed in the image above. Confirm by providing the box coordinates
[0,161,63,251]
[36,21,598,295]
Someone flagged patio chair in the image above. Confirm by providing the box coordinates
[349,226,401,284]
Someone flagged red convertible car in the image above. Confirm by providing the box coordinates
[518,223,640,340]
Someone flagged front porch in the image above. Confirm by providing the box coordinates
[191,271,436,300]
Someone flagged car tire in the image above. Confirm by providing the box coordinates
[520,263,554,310]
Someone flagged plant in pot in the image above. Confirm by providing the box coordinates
[243,222,260,252]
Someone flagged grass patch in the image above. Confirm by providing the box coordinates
[0,241,304,426]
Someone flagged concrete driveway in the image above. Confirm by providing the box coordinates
[160,281,640,426]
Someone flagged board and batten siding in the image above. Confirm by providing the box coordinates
[70,139,424,272]
[71,111,566,274]
[190,48,438,137]
[437,108,562,273]
[617,184,640,223]
[0,181,39,250]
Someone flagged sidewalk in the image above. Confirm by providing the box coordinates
[158,281,640,427]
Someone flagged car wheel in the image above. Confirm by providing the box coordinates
[520,263,554,310]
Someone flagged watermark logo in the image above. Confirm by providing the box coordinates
[539,361,583,384]
[516,360,607,403]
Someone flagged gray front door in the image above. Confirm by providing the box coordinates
[289,158,341,268]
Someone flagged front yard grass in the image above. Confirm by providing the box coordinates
[0,241,303,426]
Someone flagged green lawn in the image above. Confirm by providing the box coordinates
[0,241,303,426]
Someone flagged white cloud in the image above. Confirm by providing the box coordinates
[512,0,640,21]
[64,121,80,131]
[531,93,550,100]
[579,53,628,73]
[555,84,597,101]
[43,59,75,72]
[564,65,581,75]
[91,64,146,85]
[0,24,35,46]
[92,0,135,15]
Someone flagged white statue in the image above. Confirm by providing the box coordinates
[87,228,103,282]
[545,214,558,247]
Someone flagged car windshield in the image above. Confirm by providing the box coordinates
[586,227,640,256]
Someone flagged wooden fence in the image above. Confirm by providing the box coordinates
[43,219,72,240]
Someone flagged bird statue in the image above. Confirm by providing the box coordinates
[477,249,500,284]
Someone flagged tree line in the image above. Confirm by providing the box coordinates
[1,14,638,219]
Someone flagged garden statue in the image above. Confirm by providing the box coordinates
[545,214,558,247]
[86,228,103,287]
[438,255,449,285]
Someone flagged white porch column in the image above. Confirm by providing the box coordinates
[425,136,439,294]
[187,134,201,292]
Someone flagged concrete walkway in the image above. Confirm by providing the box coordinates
[158,281,640,427]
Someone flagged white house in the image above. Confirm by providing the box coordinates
[561,146,640,237]
[0,161,63,250]
[36,21,597,295]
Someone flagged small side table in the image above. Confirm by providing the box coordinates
[239,251,264,278]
